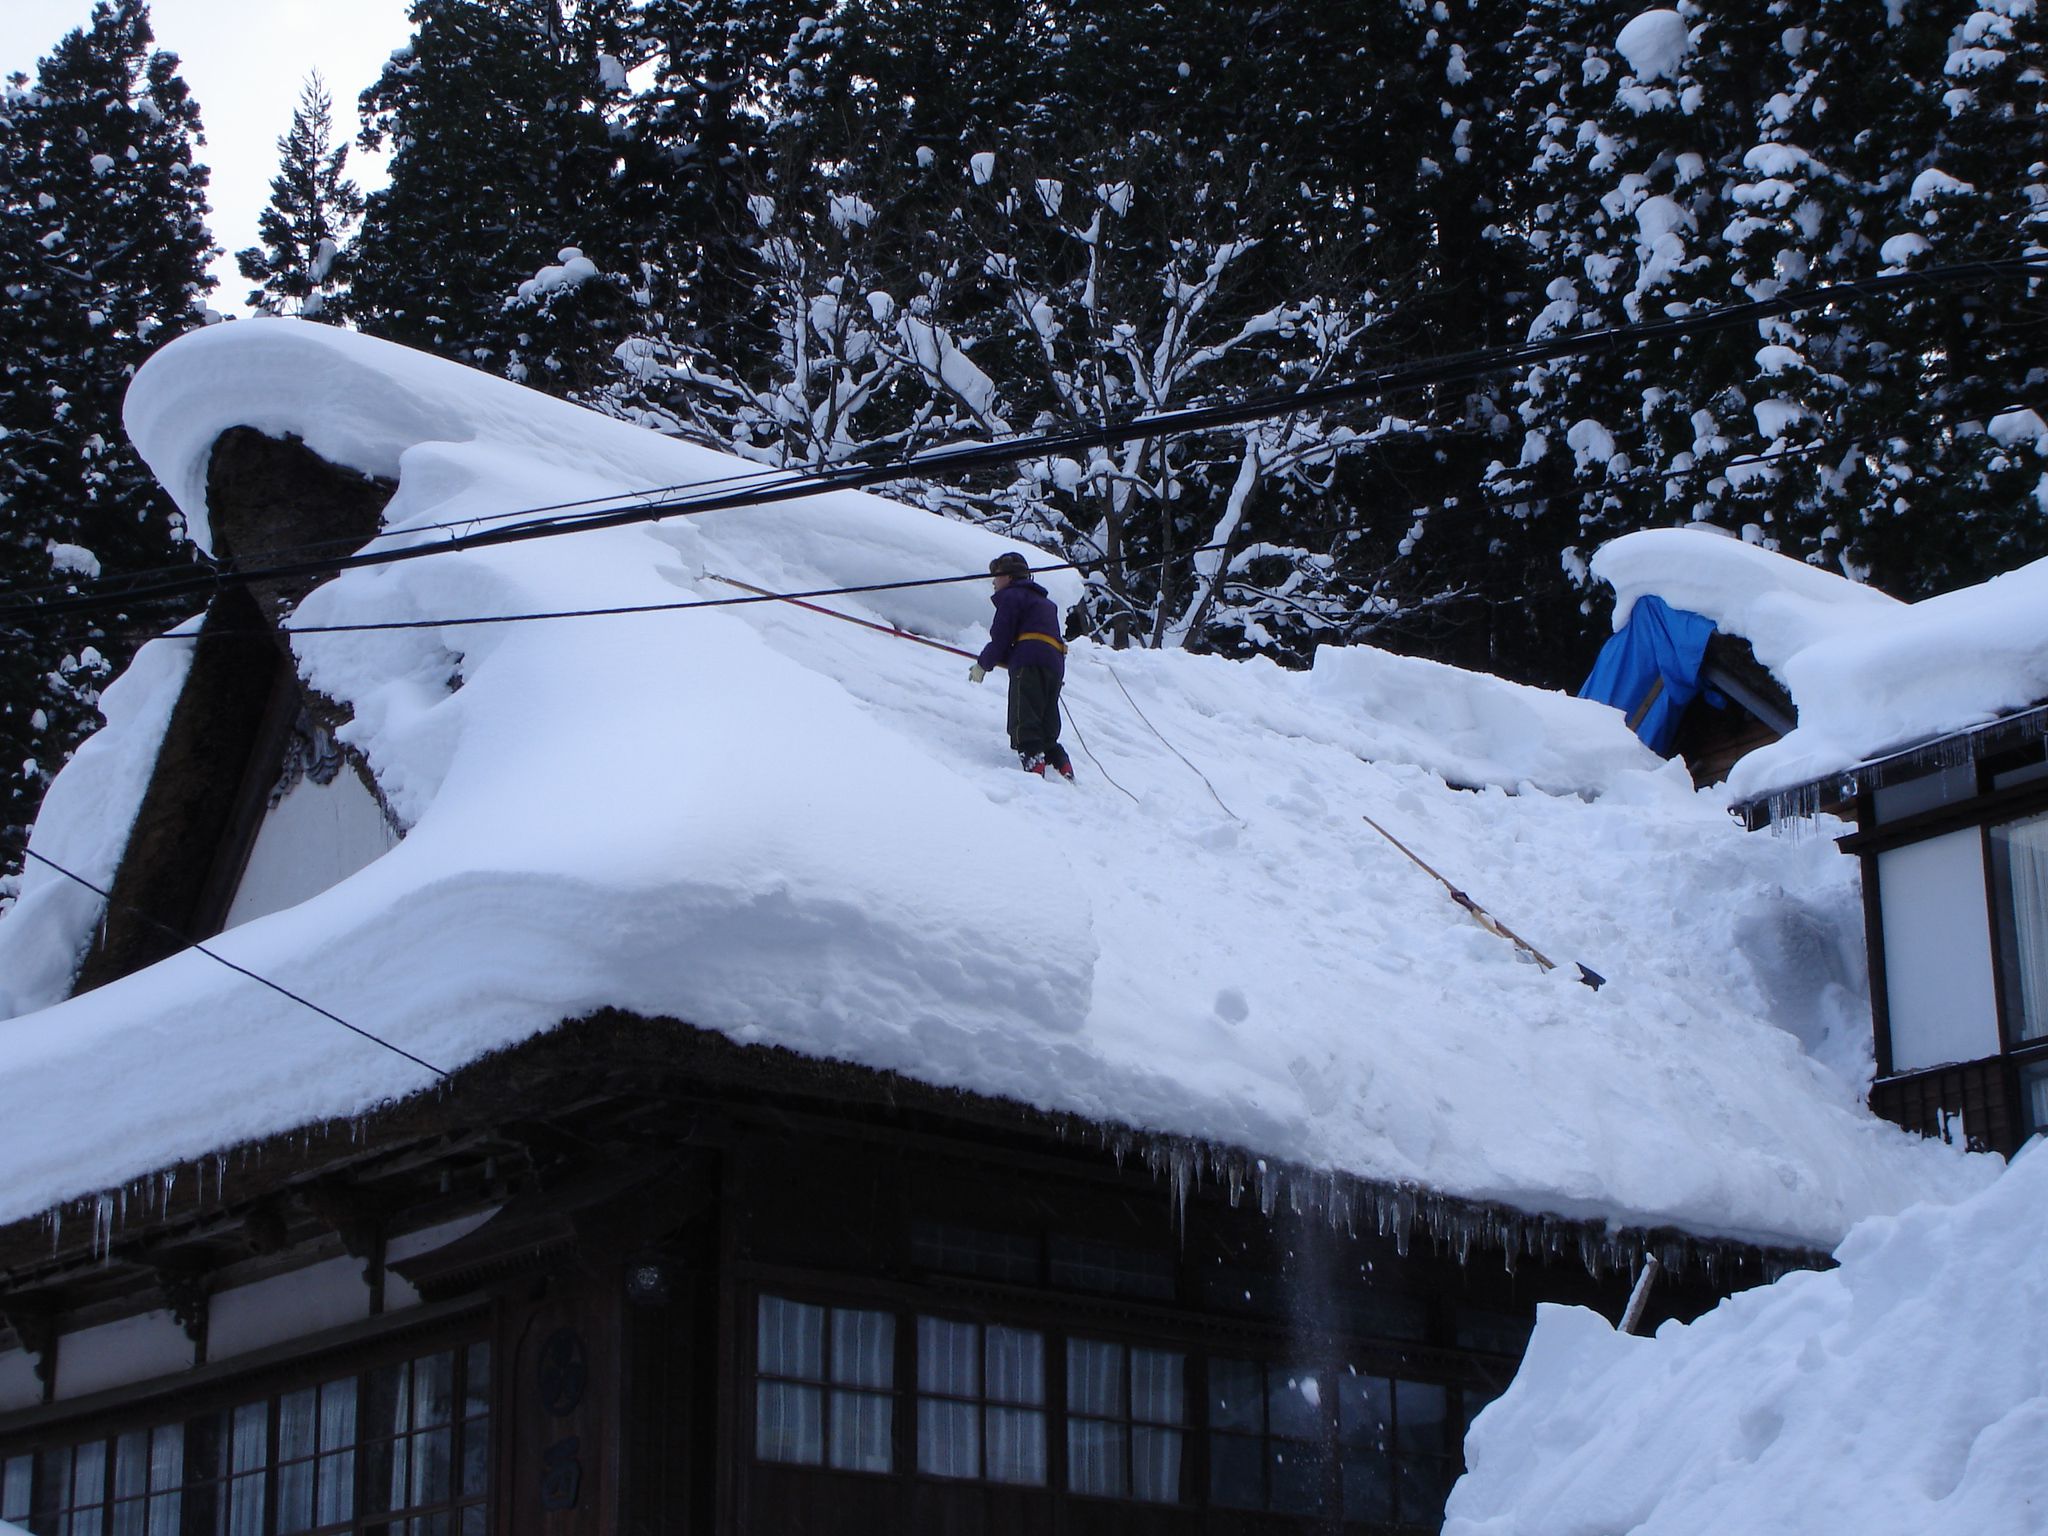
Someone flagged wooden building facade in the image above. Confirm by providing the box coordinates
[0,1016,1795,1536]
[0,427,1821,1535]
[1739,706,2048,1158]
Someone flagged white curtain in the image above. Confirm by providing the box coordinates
[1996,814,2048,1041]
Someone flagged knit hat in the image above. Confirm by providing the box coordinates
[989,551,1032,580]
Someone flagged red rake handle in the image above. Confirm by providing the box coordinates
[706,571,976,659]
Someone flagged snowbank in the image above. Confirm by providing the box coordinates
[0,321,1991,1249]
[1594,528,2048,799]
[1446,1141,2048,1536]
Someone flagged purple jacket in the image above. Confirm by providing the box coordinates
[978,580,1065,676]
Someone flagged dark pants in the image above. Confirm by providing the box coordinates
[1006,665,1069,769]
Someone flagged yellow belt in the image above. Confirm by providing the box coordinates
[1018,631,1068,653]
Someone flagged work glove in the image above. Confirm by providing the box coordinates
[967,663,987,684]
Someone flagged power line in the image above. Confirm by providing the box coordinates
[0,453,816,610]
[2,254,2038,630]
[21,849,448,1082]
[0,431,1875,650]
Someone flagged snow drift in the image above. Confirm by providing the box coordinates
[0,321,1991,1247]
[1446,1139,2048,1536]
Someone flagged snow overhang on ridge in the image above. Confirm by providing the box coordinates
[1593,528,2048,802]
[0,321,1995,1251]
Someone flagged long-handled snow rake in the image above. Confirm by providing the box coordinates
[1360,813,1606,990]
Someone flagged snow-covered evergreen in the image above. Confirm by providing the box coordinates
[0,0,215,897]
[235,73,364,320]
[348,0,641,388]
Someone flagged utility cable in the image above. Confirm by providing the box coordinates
[0,396,1888,620]
[705,570,1144,804]
[1057,700,1142,805]
[0,454,819,610]
[21,848,449,1081]
[0,433,1888,647]
[3,253,2038,628]
[1100,660,1243,823]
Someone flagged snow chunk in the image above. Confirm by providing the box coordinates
[1946,46,2008,76]
[46,541,102,578]
[514,249,600,304]
[1615,10,1692,82]
[1567,418,1619,472]
[1742,143,1813,179]
[1633,195,1694,291]
[969,151,997,185]
[1880,232,1932,266]
[1988,408,2047,453]
[1908,167,1976,203]
[1307,643,1661,797]
[1594,528,1898,678]
[1752,398,1809,439]
[899,317,1000,419]
[828,193,876,231]
[1447,1144,2045,1536]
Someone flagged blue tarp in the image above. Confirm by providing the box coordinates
[1580,593,1718,754]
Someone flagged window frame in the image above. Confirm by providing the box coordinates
[752,1295,898,1476]
[1062,1336,1187,1505]
[1206,1354,1462,1527]
[0,1324,491,1536]
[911,1314,1046,1487]
[1853,759,2048,1145]
[746,1283,1477,1526]
[1989,807,2048,1139]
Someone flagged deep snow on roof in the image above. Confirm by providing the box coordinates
[1594,526,2048,800]
[0,321,1992,1246]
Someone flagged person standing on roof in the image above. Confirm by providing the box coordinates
[968,551,1074,778]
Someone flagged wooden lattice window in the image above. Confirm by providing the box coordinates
[0,1340,489,1536]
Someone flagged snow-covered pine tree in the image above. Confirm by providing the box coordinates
[1699,0,1939,581]
[348,0,642,391]
[1851,0,2048,595]
[607,169,1002,469]
[953,140,1380,657]
[0,0,216,893]
[1488,2,1782,674]
[1297,0,1535,676]
[235,73,363,319]
[609,0,844,393]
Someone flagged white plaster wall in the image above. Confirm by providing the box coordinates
[54,1308,192,1400]
[384,1207,500,1311]
[208,1254,368,1363]
[0,1347,38,1414]
[223,770,395,930]
[1879,829,2003,1071]
[5,1211,503,1406]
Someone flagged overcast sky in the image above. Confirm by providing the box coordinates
[10,0,416,311]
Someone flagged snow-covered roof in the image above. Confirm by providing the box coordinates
[0,322,1992,1249]
[1445,1140,2048,1536]
[1595,526,2048,801]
